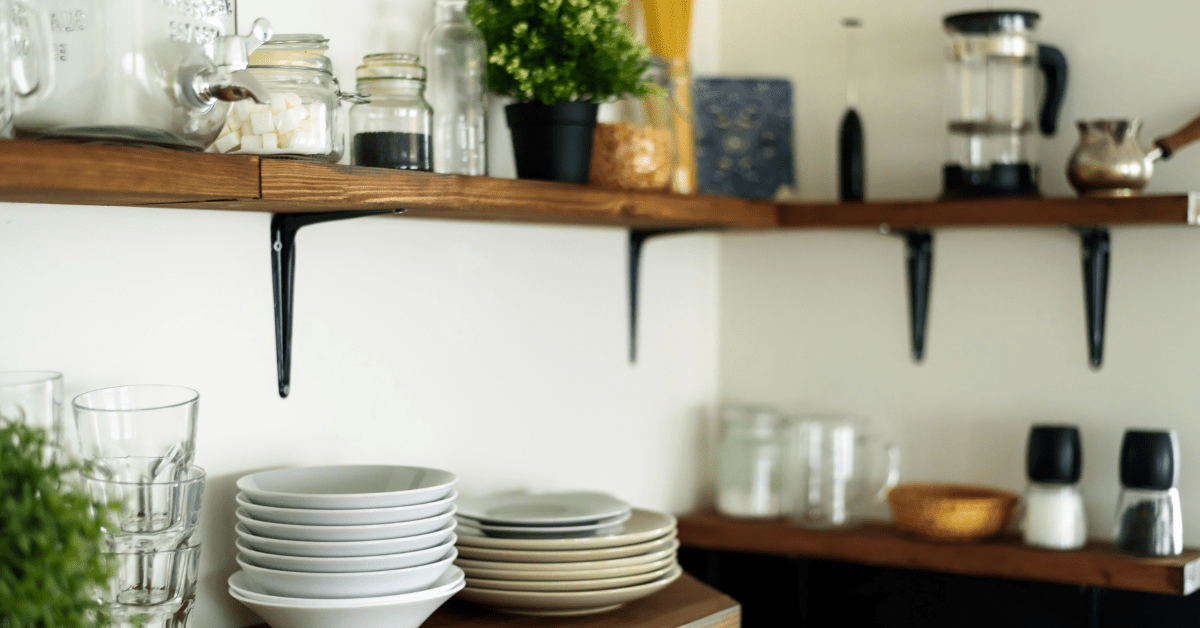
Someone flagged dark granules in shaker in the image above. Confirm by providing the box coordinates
[353,132,432,171]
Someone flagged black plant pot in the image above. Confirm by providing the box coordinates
[505,101,599,184]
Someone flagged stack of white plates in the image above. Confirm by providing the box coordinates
[229,465,464,628]
[453,492,681,616]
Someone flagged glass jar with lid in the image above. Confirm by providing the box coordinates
[715,405,787,518]
[590,57,676,191]
[209,34,347,162]
[349,53,433,171]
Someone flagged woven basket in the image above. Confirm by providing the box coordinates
[887,483,1019,543]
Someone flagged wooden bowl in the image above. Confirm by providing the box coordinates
[887,483,1019,543]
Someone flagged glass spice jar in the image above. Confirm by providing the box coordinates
[349,54,433,171]
[589,57,676,192]
[209,34,348,162]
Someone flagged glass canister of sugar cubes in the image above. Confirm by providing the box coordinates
[208,34,347,161]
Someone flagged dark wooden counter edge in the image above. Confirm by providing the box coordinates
[676,510,1200,596]
[243,573,738,628]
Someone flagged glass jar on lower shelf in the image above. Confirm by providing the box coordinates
[208,34,347,162]
[715,405,786,518]
[349,54,433,171]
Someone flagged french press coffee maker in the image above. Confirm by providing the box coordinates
[942,10,1067,198]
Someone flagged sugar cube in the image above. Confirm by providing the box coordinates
[250,111,274,135]
[240,121,254,137]
[279,130,297,148]
[262,133,278,150]
[232,100,252,122]
[239,135,263,151]
[250,103,271,114]
[213,131,241,153]
[275,106,305,134]
[282,93,303,108]
[270,94,287,113]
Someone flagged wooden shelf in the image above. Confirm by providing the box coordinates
[1,139,1195,230]
[676,511,1200,596]
[246,573,739,628]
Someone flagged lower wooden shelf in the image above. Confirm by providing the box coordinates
[246,573,738,628]
[676,510,1200,596]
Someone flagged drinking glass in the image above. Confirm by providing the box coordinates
[73,385,199,483]
[105,544,201,628]
[0,370,64,445]
[784,414,900,527]
[85,466,206,552]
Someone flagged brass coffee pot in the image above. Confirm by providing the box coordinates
[1067,114,1200,197]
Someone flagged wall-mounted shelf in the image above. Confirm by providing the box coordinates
[675,511,1200,596]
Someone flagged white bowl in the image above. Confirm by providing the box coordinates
[228,566,465,607]
[235,521,456,558]
[235,506,456,542]
[236,548,457,599]
[237,536,456,573]
[235,490,458,526]
[228,576,464,628]
[237,465,457,510]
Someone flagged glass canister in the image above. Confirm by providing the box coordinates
[590,56,675,192]
[716,405,786,518]
[349,53,433,171]
[210,34,346,161]
[1115,429,1182,556]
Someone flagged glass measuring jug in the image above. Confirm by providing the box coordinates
[1,0,53,137]
[784,414,900,527]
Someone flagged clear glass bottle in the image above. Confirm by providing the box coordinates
[421,0,487,175]
[349,54,433,171]
[716,405,786,519]
[211,34,348,162]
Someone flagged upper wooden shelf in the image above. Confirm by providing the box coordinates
[0,139,1194,230]
[676,510,1200,596]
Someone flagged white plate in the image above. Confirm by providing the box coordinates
[455,508,675,550]
[456,492,630,526]
[464,562,675,592]
[237,465,457,510]
[236,549,456,599]
[236,490,458,526]
[455,531,675,563]
[229,579,464,628]
[235,521,456,558]
[454,510,631,539]
[455,564,682,615]
[236,537,455,573]
[229,566,465,607]
[455,539,678,572]
[236,506,455,542]
[457,555,677,582]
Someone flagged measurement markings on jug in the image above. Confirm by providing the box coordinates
[162,0,233,19]
[50,10,87,32]
[169,21,219,45]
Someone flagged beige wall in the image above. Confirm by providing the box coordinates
[718,0,1200,543]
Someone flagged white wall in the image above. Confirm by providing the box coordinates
[718,0,1200,543]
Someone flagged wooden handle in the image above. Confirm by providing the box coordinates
[1155,112,1200,158]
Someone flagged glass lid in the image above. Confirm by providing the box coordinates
[250,34,333,73]
[356,53,426,82]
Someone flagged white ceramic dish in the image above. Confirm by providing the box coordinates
[454,539,678,573]
[235,521,455,558]
[236,490,458,526]
[236,506,456,542]
[229,566,464,607]
[455,510,630,539]
[237,465,457,510]
[237,537,455,573]
[464,562,675,592]
[455,508,675,550]
[236,549,456,599]
[229,580,464,628]
[457,555,676,582]
[455,564,682,615]
[455,531,675,563]
[456,492,631,526]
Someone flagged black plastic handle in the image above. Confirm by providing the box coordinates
[1037,44,1068,136]
[839,108,864,202]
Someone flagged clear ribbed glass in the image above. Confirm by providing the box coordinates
[421,0,487,175]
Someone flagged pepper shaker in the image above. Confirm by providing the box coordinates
[1115,429,1182,556]
[1022,425,1087,550]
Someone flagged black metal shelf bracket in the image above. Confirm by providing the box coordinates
[901,230,934,363]
[272,209,403,398]
[1077,227,1110,369]
[629,229,695,363]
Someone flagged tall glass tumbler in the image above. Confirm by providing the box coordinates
[73,385,199,483]
[84,466,206,552]
[0,371,64,451]
[106,544,201,628]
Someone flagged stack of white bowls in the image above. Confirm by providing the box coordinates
[229,465,462,628]
[453,492,681,616]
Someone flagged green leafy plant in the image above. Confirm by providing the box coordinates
[0,420,114,627]
[469,0,653,104]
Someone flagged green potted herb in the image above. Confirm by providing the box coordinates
[0,420,114,626]
[469,0,653,183]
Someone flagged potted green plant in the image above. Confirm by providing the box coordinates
[0,419,114,626]
[469,0,653,183]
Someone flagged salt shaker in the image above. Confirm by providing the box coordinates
[1115,429,1182,556]
[1021,425,1086,550]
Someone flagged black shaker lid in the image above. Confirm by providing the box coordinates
[1120,430,1179,490]
[1026,425,1082,483]
[943,10,1040,34]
